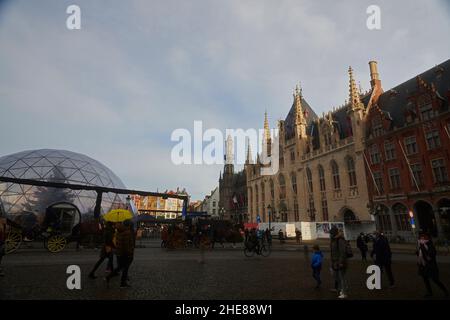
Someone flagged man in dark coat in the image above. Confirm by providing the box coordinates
[371,231,395,288]
[417,232,449,298]
[356,232,368,261]
[330,226,348,298]
[106,220,135,288]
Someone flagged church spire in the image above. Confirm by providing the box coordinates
[264,110,270,141]
[294,82,305,125]
[225,134,234,165]
[246,138,253,164]
[263,111,272,157]
[348,66,363,111]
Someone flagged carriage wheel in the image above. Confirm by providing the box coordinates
[46,235,67,253]
[6,229,22,254]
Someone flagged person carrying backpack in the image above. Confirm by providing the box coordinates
[330,226,349,299]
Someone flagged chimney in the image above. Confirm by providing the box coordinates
[369,61,381,89]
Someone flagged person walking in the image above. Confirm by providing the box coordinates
[106,220,135,288]
[330,226,348,299]
[417,231,449,298]
[371,231,395,288]
[0,217,7,277]
[89,221,115,279]
[311,245,323,289]
[295,228,302,245]
[278,229,285,244]
[356,232,368,262]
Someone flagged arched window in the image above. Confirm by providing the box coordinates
[376,205,392,232]
[306,168,313,193]
[393,203,411,231]
[278,174,286,199]
[347,157,357,187]
[318,165,326,191]
[331,160,341,190]
[291,172,297,194]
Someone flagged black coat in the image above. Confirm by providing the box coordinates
[356,235,368,251]
[417,241,439,278]
[371,236,392,264]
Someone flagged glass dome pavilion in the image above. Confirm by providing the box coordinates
[0,149,127,222]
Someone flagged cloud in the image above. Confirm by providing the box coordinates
[0,0,449,199]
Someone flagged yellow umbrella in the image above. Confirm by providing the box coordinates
[103,209,133,223]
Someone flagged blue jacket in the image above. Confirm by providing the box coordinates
[311,251,323,269]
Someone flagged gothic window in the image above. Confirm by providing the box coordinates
[321,197,329,221]
[347,157,357,187]
[306,168,313,193]
[318,165,326,191]
[278,174,286,199]
[331,160,340,190]
[260,182,265,202]
[291,172,297,194]
[270,179,275,199]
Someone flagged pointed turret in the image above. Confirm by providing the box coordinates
[245,138,254,164]
[224,135,234,175]
[263,111,272,157]
[348,66,364,111]
[294,83,306,126]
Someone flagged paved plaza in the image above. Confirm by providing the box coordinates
[1,241,450,300]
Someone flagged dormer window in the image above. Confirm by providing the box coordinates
[372,116,383,137]
[418,94,433,120]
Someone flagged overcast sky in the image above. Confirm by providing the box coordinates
[1,0,449,200]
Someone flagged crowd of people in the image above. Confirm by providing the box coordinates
[309,227,449,299]
[0,214,449,298]
[88,219,135,288]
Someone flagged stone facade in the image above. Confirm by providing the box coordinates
[246,62,383,237]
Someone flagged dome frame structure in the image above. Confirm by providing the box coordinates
[0,149,127,221]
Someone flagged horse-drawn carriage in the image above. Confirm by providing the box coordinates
[5,202,82,254]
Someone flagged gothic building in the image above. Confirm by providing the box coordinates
[246,59,450,241]
[246,61,386,238]
[219,135,248,223]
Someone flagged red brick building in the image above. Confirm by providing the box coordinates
[365,59,450,241]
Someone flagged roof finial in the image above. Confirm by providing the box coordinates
[348,66,363,111]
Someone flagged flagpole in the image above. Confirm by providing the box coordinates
[363,150,381,196]
[398,138,420,192]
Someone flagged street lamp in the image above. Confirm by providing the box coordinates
[267,204,272,230]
